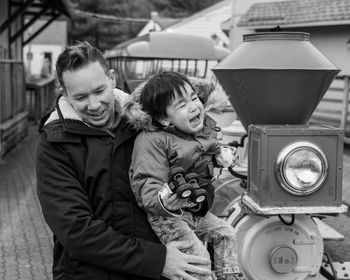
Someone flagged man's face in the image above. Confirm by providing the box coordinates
[62,61,116,128]
[164,83,205,135]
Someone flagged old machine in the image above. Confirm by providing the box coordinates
[212,32,348,280]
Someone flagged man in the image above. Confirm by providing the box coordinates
[35,41,212,280]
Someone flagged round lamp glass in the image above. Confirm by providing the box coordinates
[276,142,327,195]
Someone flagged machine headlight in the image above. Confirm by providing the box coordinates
[276,142,328,195]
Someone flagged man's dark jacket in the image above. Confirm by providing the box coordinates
[35,95,166,280]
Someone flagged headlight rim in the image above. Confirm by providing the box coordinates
[275,141,328,196]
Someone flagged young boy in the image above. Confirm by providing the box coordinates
[126,71,242,280]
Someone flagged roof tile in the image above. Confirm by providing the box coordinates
[238,0,350,28]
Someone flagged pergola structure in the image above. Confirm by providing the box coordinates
[0,0,73,59]
[0,0,74,157]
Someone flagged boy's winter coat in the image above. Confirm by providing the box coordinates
[35,89,166,280]
[125,78,230,218]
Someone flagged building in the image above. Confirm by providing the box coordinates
[163,0,232,49]
[138,0,291,51]
[23,19,67,77]
[137,11,179,37]
[220,0,290,50]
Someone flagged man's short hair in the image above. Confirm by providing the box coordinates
[56,41,110,90]
[140,71,194,124]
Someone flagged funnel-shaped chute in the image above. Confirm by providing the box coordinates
[213,32,340,131]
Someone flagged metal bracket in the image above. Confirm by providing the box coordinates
[241,193,348,215]
[321,261,350,280]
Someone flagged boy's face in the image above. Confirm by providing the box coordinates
[61,61,116,128]
[164,83,205,135]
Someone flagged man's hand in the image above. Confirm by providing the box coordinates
[162,240,212,280]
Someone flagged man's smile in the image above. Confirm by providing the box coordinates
[87,109,106,118]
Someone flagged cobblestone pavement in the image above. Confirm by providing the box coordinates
[0,125,52,280]
[0,124,349,280]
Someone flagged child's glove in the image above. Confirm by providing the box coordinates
[215,146,239,168]
[159,183,187,211]
[159,183,201,211]
[182,200,198,209]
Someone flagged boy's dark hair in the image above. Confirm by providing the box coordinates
[140,71,195,123]
[56,41,110,90]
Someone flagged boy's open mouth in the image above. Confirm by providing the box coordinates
[190,113,201,125]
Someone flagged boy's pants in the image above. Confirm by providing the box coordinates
[148,211,240,279]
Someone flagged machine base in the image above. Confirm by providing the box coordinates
[241,193,348,215]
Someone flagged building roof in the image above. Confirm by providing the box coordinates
[237,0,350,29]
[162,0,231,47]
[155,18,179,29]
[137,17,179,36]
[221,17,231,32]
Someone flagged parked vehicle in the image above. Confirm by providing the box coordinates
[105,32,230,93]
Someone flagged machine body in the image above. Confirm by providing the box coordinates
[213,32,348,279]
[246,124,344,212]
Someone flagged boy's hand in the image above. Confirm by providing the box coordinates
[216,146,239,168]
[161,192,187,211]
[182,200,198,209]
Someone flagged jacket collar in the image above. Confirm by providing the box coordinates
[40,89,130,137]
[123,77,229,133]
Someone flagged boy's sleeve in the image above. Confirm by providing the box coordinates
[130,132,176,217]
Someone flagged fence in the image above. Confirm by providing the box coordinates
[26,75,56,122]
[311,75,350,144]
[0,59,57,157]
[0,59,27,157]
[0,60,26,123]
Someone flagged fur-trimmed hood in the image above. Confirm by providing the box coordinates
[44,88,130,126]
[123,77,230,132]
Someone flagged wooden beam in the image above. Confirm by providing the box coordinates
[0,0,35,35]
[23,13,59,46]
[10,5,48,43]
[24,12,61,17]
[11,2,44,8]
[60,0,76,18]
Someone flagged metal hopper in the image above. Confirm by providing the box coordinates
[212,32,340,131]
